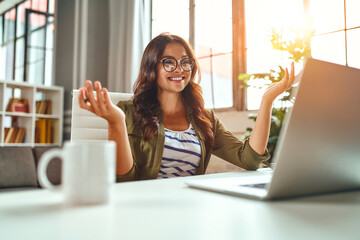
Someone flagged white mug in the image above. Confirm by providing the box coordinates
[38,140,116,205]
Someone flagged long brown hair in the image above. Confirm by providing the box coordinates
[133,33,214,150]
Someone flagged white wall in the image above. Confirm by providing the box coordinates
[205,109,259,174]
[215,109,257,135]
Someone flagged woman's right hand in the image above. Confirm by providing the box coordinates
[78,80,125,125]
[79,80,134,176]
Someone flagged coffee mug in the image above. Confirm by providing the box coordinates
[38,140,116,205]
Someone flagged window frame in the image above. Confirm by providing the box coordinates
[24,8,54,84]
[191,0,245,111]
[150,0,248,111]
[0,0,55,85]
[151,0,360,111]
[189,0,247,112]
[305,0,360,67]
[2,7,17,81]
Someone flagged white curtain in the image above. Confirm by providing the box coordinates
[107,0,150,93]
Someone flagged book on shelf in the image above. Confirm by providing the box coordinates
[15,128,26,143]
[36,100,52,114]
[4,127,26,143]
[4,128,10,140]
[35,119,53,144]
[45,101,52,114]
[4,128,14,143]
[6,98,30,113]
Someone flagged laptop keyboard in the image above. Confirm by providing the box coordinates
[240,183,267,189]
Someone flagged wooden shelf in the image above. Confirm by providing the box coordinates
[2,143,33,147]
[35,114,60,119]
[5,112,33,117]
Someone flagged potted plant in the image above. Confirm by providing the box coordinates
[239,26,314,164]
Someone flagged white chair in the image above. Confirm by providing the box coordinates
[71,89,133,141]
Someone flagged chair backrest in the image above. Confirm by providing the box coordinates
[71,89,133,141]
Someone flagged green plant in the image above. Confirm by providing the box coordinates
[239,26,314,164]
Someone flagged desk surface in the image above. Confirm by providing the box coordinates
[1,170,360,240]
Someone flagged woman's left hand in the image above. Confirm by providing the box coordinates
[263,62,295,102]
[248,62,295,155]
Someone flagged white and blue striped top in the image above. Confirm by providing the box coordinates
[157,124,201,179]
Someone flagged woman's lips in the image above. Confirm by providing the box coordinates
[168,76,185,81]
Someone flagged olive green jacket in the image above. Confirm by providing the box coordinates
[116,100,270,182]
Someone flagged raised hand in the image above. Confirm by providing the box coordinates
[263,62,295,102]
[78,80,125,124]
[248,62,295,155]
[79,80,134,175]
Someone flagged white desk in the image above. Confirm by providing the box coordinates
[1,170,360,240]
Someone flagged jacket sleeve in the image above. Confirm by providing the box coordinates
[116,163,138,182]
[115,100,139,182]
[209,110,270,170]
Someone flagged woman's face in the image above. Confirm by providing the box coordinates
[156,42,192,95]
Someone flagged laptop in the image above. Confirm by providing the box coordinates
[186,58,360,200]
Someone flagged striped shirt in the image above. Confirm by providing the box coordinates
[157,124,201,179]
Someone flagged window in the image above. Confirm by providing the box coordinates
[152,0,233,109]
[153,0,357,110]
[2,8,16,81]
[194,0,233,109]
[309,0,360,69]
[152,0,309,110]
[245,0,304,110]
[0,0,55,86]
[0,16,3,76]
[151,0,189,41]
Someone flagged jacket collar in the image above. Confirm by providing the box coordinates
[128,99,205,141]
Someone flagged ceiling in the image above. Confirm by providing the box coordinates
[0,0,23,13]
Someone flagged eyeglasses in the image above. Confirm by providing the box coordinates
[160,57,195,72]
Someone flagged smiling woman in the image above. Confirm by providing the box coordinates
[77,33,296,182]
[132,36,205,139]
[156,43,193,97]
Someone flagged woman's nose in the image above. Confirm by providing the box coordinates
[174,60,183,72]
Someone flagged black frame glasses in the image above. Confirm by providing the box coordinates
[160,57,195,72]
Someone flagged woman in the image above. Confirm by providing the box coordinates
[78,33,295,182]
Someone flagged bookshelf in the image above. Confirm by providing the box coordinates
[0,79,64,147]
